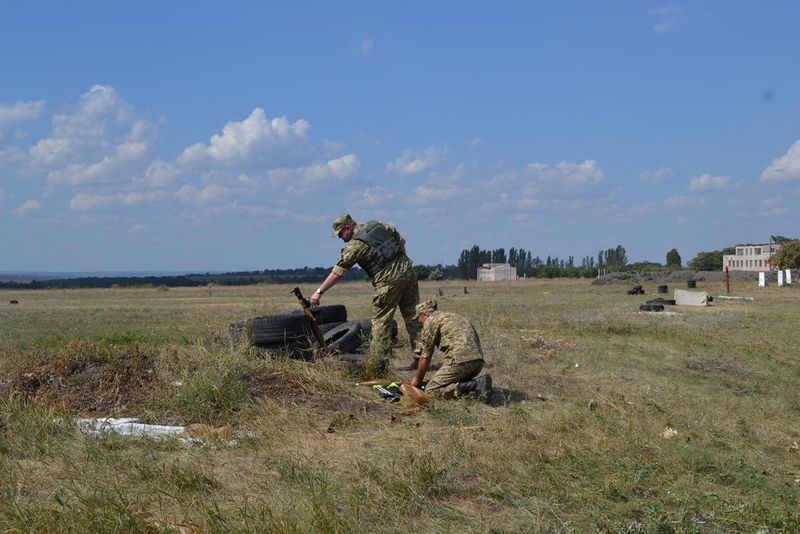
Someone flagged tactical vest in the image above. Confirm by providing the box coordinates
[352,221,403,278]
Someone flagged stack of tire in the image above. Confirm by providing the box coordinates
[229,305,396,377]
[627,285,645,295]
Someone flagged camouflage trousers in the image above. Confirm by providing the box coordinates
[370,275,420,357]
[425,358,484,399]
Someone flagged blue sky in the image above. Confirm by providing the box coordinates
[1,2,799,271]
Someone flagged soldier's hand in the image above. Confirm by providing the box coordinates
[310,292,322,307]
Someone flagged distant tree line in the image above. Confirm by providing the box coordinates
[0,267,366,290]
[455,244,631,279]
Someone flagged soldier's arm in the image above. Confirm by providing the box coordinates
[409,353,432,388]
[310,242,365,306]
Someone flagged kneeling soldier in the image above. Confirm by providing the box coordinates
[409,300,492,401]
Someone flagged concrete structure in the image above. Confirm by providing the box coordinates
[477,263,517,281]
[722,243,781,272]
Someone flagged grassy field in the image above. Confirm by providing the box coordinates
[1,279,799,532]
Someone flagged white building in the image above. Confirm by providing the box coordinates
[722,243,781,272]
[477,263,517,281]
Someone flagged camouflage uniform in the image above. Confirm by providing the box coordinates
[332,221,420,357]
[418,311,484,398]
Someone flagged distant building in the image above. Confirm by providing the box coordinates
[722,243,781,272]
[477,263,517,281]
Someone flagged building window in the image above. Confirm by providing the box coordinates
[754,247,761,255]
[737,248,743,255]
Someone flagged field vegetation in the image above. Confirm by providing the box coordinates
[1,279,799,532]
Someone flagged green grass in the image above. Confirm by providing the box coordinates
[1,280,799,531]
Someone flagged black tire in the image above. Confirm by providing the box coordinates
[323,321,364,353]
[293,305,347,325]
[687,280,697,288]
[646,298,675,306]
[249,314,311,347]
[657,285,668,294]
[356,319,398,341]
[320,321,346,334]
[639,303,664,312]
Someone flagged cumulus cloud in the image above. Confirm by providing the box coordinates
[737,197,787,218]
[653,3,682,34]
[527,159,603,188]
[639,166,675,183]
[30,85,134,168]
[133,160,182,188]
[176,184,231,205]
[15,199,40,215]
[268,154,360,192]
[410,183,462,205]
[27,85,155,188]
[69,193,115,211]
[47,120,155,186]
[688,174,729,192]
[0,100,45,130]
[761,140,800,181]
[177,107,311,168]
[386,147,444,176]
[349,186,397,207]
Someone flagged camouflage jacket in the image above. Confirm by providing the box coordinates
[419,311,484,364]
[331,222,414,287]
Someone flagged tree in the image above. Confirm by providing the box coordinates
[771,240,800,269]
[665,248,682,267]
[428,268,444,281]
[687,248,734,271]
[770,235,796,244]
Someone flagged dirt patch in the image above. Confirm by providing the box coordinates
[686,357,748,379]
[244,368,388,415]
[9,339,158,414]
[521,334,576,358]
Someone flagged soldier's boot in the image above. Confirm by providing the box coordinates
[457,375,492,403]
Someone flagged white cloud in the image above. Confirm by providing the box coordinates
[410,183,461,205]
[527,159,603,187]
[15,199,40,215]
[268,154,360,193]
[349,186,397,207]
[134,160,182,188]
[737,197,787,218]
[639,166,675,183]
[26,85,156,188]
[30,85,133,168]
[360,38,375,56]
[176,184,231,205]
[653,4,682,34]
[688,174,729,192]
[0,100,45,129]
[69,193,115,211]
[386,147,443,176]
[663,195,704,208]
[468,138,481,149]
[761,140,800,181]
[177,107,311,168]
[47,121,155,186]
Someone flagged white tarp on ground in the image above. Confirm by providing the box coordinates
[77,417,192,439]
[674,289,709,306]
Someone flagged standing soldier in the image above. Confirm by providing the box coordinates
[310,214,420,363]
[409,300,492,401]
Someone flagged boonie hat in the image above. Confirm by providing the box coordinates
[413,300,438,320]
[331,214,355,237]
